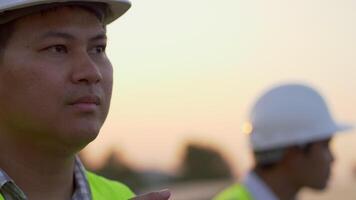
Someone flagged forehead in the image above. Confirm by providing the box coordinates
[11,6,106,39]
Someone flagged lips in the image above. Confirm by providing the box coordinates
[69,95,101,106]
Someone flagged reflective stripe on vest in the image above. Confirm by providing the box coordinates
[213,184,253,200]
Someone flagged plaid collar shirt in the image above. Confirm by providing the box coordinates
[0,156,92,200]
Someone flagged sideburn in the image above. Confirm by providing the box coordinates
[0,21,15,62]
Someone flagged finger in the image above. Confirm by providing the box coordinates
[130,189,171,200]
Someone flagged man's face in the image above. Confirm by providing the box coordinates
[0,6,113,150]
[293,138,334,190]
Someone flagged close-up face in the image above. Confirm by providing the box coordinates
[0,6,113,150]
[293,138,335,190]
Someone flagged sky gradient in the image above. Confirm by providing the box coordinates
[82,0,356,183]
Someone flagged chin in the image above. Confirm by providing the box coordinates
[60,126,100,146]
[310,180,329,190]
[59,133,98,154]
[74,127,100,142]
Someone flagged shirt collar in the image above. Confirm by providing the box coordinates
[72,156,92,200]
[0,156,91,200]
[0,170,26,200]
[243,171,279,200]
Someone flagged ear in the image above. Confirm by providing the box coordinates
[280,146,305,172]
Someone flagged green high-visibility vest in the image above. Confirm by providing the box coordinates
[0,171,135,200]
[86,171,135,199]
[213,184,253,200]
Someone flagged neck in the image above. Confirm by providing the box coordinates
[254,167,300,200]
[0,131,76,200]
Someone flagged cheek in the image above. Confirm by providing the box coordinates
[102,63,113,95]
[94,63,113,119]
[0,65,64,113]
[0,68,38,99]
[0,71,61,131]
[308,151,332,179]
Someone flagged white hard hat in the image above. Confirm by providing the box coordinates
[248,83,352,152]
[0,0,131,24]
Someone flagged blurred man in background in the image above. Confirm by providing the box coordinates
[214,83,352,200]
[0,0,169,199]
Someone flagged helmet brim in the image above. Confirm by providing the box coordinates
[0,0,131,24]
[333,123,354,134]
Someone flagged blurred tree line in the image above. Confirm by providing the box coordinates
[81,142,234,192]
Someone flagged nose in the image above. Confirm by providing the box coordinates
[71,53,103,84]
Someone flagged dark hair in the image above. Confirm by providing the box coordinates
[254,148,286,170]
[0,21,15,59]
[254,142,315,170]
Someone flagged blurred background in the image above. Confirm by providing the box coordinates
[80,0,356,199]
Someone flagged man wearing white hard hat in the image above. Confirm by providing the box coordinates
[214,83,352,200]
[0,1,170,200]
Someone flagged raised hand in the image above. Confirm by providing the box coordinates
[130,189,171,200]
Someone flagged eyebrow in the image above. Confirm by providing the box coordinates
[39,31,107,41]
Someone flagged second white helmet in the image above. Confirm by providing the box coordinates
[249,83,352,152]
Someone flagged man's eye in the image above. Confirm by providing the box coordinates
[91,45,106,54]
[46,45,68,53]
